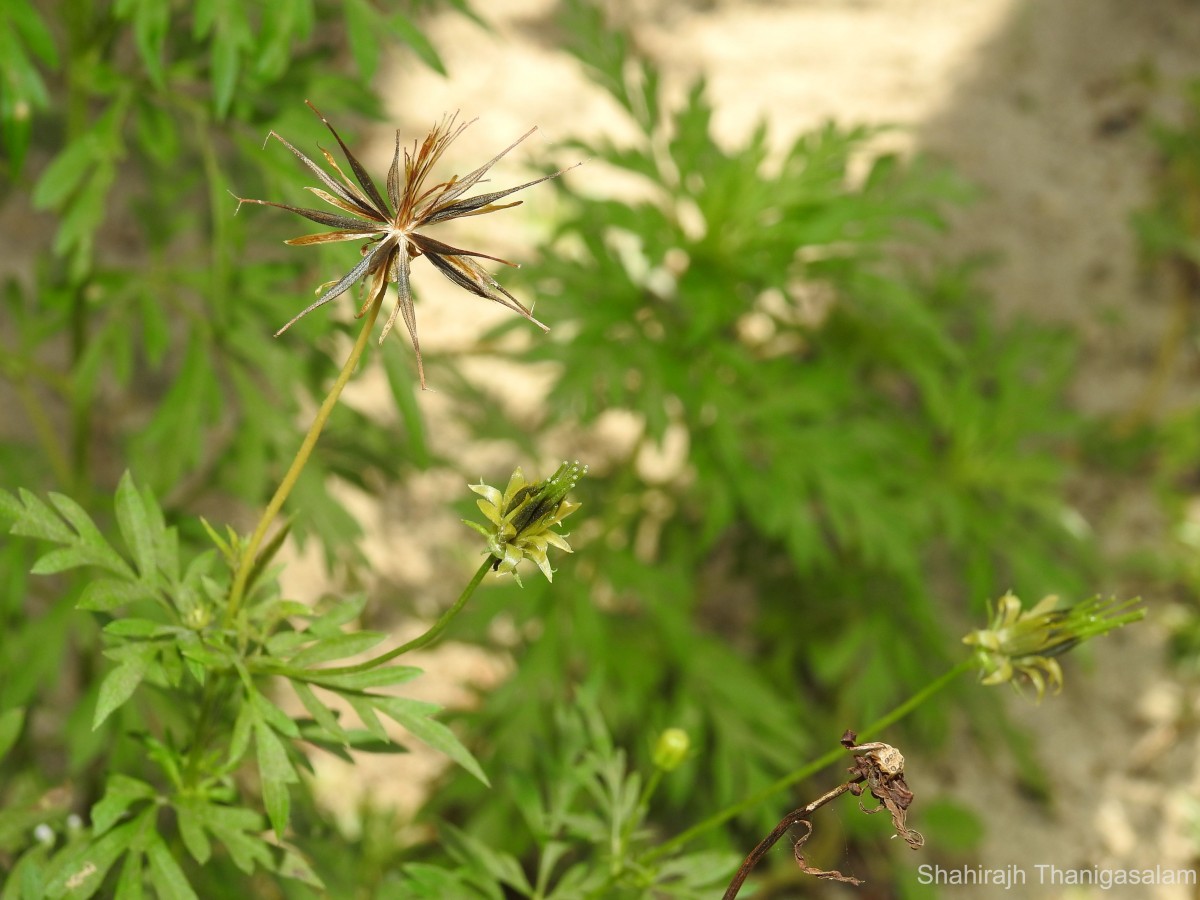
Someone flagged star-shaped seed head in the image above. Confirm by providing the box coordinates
[235,101,579,388]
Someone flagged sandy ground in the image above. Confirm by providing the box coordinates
[275,1,1200,897]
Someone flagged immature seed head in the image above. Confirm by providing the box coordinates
[463,461,588,585]
[962,592,1145,700]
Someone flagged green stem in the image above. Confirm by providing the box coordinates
[12,378,73,486]
[644,657,975,863]
[183,677,223,785]
[265,558,494,679]
[195,113,231,335]
[224,301,382,626]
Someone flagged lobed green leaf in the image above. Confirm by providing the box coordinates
[77,578,158,612]
[93,656,152,730]
[299,665,422,692]
[113,850,144,900]
[374,695,489,786]
[174,804,211,865]
[114,472,156,582]
[43,817,141,898]
[248,689,301,739]
[288,630,387,667]
[90,774,156,837]
[253,715,299,839]
[145,836,198,900]
[291,680,348,744]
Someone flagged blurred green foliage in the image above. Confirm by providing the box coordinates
[1134,79,1200,673]
[1,0,466,895]
[427,0,1088,871]
[0,0,1119,896]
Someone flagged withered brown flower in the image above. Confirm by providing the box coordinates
[236,102,575,388]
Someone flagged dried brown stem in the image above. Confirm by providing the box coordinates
[722,731,924,900]
[722,779,861,900]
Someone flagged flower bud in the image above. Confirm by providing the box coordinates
[652,727,690,772]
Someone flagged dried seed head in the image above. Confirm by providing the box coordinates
[235,103,581,388]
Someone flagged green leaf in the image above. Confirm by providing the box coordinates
[54,161,115,267]
[254,715,299,838]
[248,689,300,739]
[0,488,21,528]
[306,593,368,636]
[179,641,231,670]
[9,489,72,543]
[265,630,310,657]
[11,1,58,64]
[10,488,133,578]
[292,680,348,743]
[47,493,110,548]
[226,698,254,769]
[342,692,388,742]
[3,842,51,900]
[300,666,422,692]
[0,706,24,764]
[374,696,489,786]
[43,818,138,898]
[145,836,198,900]
[114,472,155,582]
[93,655,152,729]
[387,11,446,75]
[103,617,172,637]
[77,578,158,612]
[654,850,742,889]
[276,843,324,888]
[381,342,431,468]
[441,824,530,893]
[31,546,120,576]
[210,26,241,118]
[31,136,100,210]
[113,850,144,900]
[288,631,387,668]
[201,804,271,875]
[91,774,156,836]
[174,802,211,864]
[343,0,381,79]
[132,0,169,89]
[129,335,221,492]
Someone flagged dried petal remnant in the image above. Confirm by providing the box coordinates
[236,102,579,388]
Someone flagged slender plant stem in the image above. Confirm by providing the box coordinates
[722,779,860,900]
[643,657,975,863]
[224,300,383,626]
[183,677,222,785]
[267,558,495,679]
[13,380,73,487]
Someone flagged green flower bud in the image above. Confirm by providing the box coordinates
[652,727,690,772]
